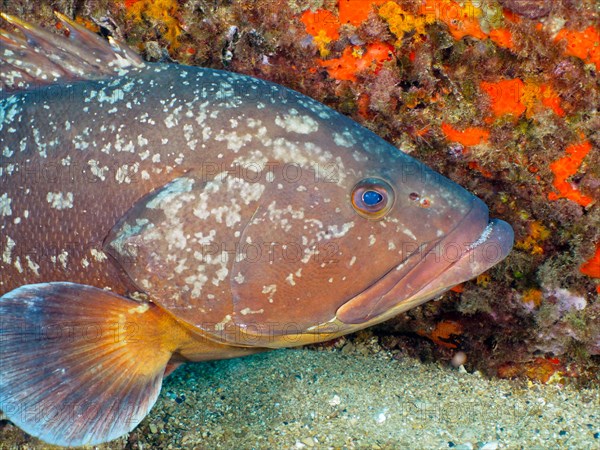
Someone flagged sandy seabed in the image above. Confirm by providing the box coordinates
[2,348,598,449]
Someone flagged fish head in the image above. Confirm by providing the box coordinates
[228,107,514,339]
[92,68,512,343]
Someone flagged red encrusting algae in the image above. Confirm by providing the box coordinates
[339,0,388,26]
[467,161,493,178]
[430,0,486,41]
[580,243,600,279]
[480,78,526,119]
[489,28,514,49]
[300,9,340,41]
[554,26,600,71]
[441,123,490,148]
[319,42,393,82]
[480,78,565,120]
[498,357,565,384]
[539,83,565,117]
[301,1,522,88]
[547,139,593,207]
[417,320,464,349]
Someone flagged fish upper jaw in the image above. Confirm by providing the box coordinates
[332,196,514,328]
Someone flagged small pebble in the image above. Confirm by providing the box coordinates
[149,423,158,434]
[452,351,467,367]
[301,437,315,447]
[328,394,341,406]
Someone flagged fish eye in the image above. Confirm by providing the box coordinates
[362,190,383,206]
[351,178,395,220]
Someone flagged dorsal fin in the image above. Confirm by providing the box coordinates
[0,12,145,93]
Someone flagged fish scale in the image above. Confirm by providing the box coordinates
[0,12,514,447]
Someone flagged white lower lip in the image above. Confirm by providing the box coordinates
[467,221,494,250]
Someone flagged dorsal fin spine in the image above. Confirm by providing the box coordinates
[0,11,145,93]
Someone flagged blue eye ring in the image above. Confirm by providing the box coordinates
[351,178,395,220]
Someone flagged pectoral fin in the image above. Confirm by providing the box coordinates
[0,282,183,446]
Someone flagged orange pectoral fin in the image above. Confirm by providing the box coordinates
[0,282,185,447]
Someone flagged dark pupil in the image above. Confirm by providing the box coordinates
[362,190,384,206]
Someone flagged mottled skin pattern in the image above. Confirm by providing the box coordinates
[1,63,512,346]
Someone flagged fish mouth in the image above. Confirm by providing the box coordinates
[335,198,514,326]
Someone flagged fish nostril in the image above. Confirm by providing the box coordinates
[409,192,420,201]
[419,198,431,208]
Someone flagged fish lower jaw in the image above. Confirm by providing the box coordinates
[331,216,514,331]
[384,217,514,316]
